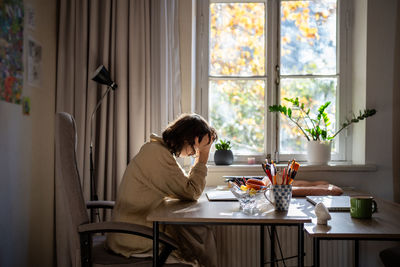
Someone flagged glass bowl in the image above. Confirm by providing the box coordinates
[229,183,268,214]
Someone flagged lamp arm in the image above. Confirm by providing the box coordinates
[90,86,113,147]
[89,85,112,203]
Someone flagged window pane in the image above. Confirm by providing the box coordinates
[280,0,337,75]
[210,3,265,76]
[279,78,337,154]
[209,80,265,154]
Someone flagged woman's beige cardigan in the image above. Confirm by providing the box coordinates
[106,134,208,257]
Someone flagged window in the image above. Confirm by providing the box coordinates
[197,0,350,162]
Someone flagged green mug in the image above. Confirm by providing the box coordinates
[350,196,377,219]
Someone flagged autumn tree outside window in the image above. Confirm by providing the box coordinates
[196,0,351,162]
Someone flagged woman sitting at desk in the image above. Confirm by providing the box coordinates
[107,113,218,267]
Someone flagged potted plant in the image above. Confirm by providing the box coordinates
[214,139,234,165]
[269,97,376,164]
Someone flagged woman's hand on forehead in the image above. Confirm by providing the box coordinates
[195,134,214,151]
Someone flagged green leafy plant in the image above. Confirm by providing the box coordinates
[215,139,232,150]
[269,97,377,141]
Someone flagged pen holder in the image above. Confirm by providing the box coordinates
[264,185,292,211]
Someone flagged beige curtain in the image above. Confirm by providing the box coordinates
[56,0,151,203]
[393,1,400,203]
[55,0,181,265]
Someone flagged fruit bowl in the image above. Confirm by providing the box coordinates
[229,180,268,214]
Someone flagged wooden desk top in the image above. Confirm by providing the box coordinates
[304,197,400,239]
[146,187,400,238]
[147,189,312,224]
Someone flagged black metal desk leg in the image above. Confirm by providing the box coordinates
[313,238,320,267]
[260,225,264,267]
[298,224,304,267]
[270,225,276,267]
[153,221,159,267]
[355,240,359,267]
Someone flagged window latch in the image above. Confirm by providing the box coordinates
[275,65,280,86]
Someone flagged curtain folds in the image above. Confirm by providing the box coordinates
[55,0,182,265]
[150,0,182,134]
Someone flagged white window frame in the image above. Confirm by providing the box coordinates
[196,0,352,164]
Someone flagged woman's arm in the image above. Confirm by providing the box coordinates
[132,142,208,201]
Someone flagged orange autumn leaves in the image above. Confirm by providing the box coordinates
[210,3,265,76]
[210,2,335,75]
[208,1,336,154]
[281,1,335,55]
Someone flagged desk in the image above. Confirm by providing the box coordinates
[147,190,312,267]
[304,197,400,267]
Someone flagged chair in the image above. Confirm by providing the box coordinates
[87,200,115,223]
[55,112,189,267]
[380,246,400,267]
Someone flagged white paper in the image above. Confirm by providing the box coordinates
[27,38,42,87]
[26,4,35,29]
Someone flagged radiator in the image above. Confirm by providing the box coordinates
[213,225,354,267]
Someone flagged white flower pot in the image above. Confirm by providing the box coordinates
[306,141,331,165]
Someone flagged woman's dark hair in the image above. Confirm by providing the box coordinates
[162,113,218,156]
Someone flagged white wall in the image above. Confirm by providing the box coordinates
[351,0,367,164]
[0,0,57,266]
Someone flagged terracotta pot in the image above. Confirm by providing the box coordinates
[306,141,331,165]
[214,150,234,165]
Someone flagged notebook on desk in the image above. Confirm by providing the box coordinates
[306,195,350,211]
[206,190,238,201]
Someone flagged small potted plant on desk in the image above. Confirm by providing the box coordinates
[214,139,234,165]
[269,97,377,165]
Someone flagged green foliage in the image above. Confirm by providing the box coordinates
[210,80,264,153]
[215,139,232,151]
[269,97,377,141]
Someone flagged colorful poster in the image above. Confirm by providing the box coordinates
[0,0,24,104]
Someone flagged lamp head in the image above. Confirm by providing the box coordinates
[92,65,118,90]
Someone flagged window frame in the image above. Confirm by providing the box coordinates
[196,0,352,164]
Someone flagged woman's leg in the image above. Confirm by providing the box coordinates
[165,224,218,267]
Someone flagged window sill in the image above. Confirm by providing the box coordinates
[207,162,377,174]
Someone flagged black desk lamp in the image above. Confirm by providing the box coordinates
[90,65,118,207]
